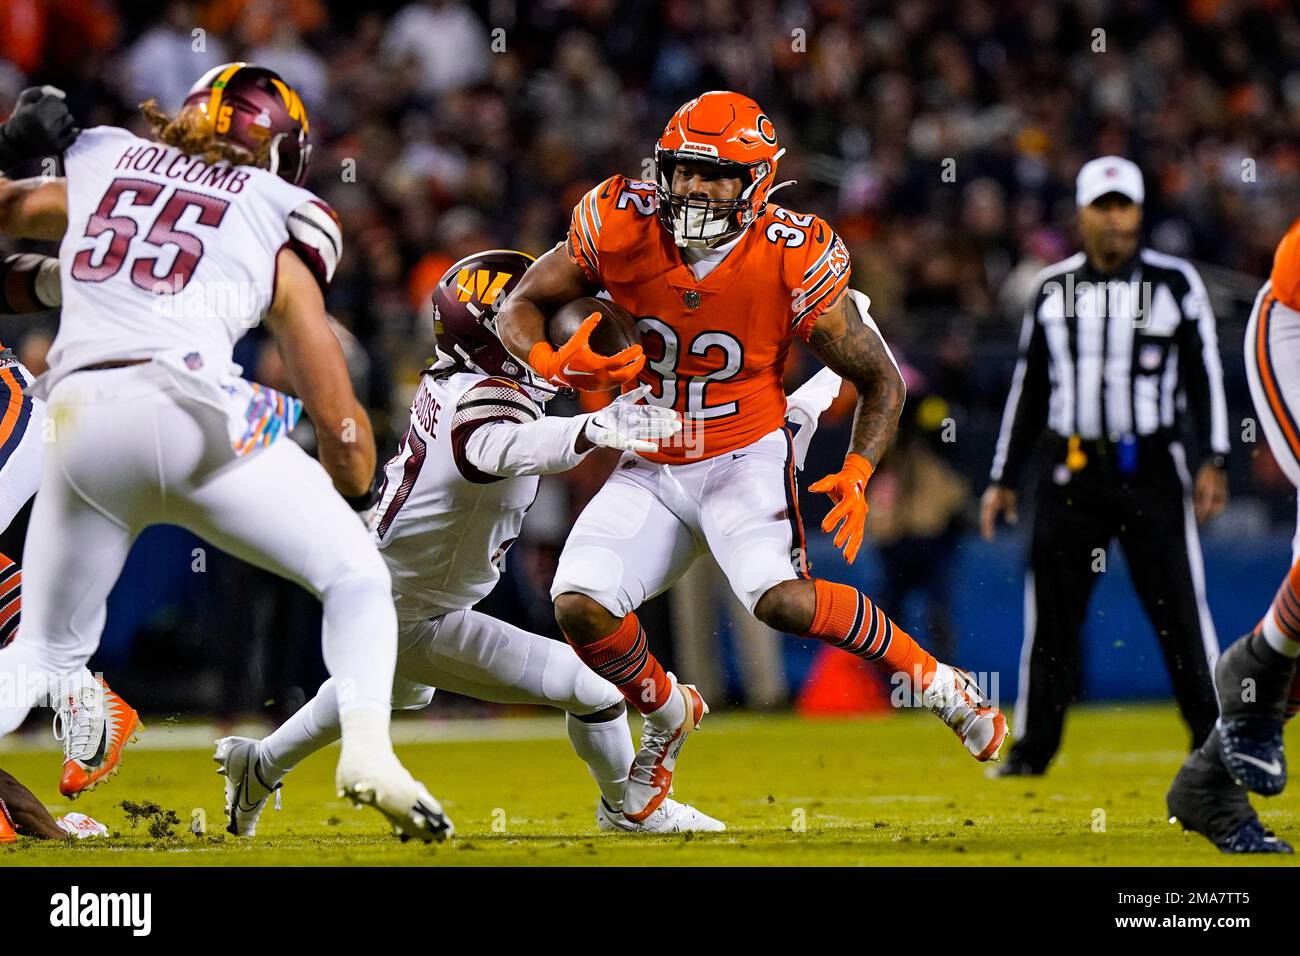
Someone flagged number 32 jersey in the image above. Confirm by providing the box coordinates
[566,174,851,464]
[46,125,341,391]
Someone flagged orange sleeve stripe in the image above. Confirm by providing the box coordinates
[567,187,602,277]
[0,369,25,449]
[1256,291,1300,465]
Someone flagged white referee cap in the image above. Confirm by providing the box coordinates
[1076,156,1145,207]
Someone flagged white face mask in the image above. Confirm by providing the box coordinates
[670,199,737,248]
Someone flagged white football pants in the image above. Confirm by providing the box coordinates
[0,362,397,733]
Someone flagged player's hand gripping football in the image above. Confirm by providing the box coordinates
[583,385,681,453]
[529,312,645,391]
[0,86,77,170]
[809,453,874,564]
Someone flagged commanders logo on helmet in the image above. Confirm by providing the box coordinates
[431,250,556,399]
[183,62,312,186]
[655,91,790,248]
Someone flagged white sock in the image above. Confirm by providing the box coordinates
[320,574,399,715]
[644,677,686,730]
[259,677,343,782]
[0,641,42,734]
[1262,613,1300,658]
[566,710,633,810]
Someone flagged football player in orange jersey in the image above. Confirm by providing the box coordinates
[498,91,1006,825]
[1166,216,1300,854]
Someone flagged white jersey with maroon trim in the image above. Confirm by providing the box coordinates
[374,370,589,622]
[42,125,341,394]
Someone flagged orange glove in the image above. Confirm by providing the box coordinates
[808,453,874,564]
[529,313,645,392]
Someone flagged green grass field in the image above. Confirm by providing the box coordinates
[3,703,1298,866]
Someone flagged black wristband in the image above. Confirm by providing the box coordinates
[343,475,383,512]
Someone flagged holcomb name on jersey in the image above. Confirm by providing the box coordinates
[46,126,342,390]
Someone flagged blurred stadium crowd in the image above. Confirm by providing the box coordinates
[1,0,1299,717]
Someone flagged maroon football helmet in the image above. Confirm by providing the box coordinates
[182,62,312,186]
[431,249,556,397]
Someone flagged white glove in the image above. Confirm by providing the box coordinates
[785,366,843,470]
[584,385,682,453]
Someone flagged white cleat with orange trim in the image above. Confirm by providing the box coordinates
[55,677,142,798]
[623,673,707,823]
[922,664,1007,761]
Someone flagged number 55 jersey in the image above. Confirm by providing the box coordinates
[566,173,851,464]
[44,125,341,394]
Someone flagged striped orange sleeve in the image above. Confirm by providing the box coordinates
[791,220,852,341]
[565,176,620,286]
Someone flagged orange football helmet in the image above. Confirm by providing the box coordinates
[654,91,788,248]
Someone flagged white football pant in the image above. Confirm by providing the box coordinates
[0,362,397,733]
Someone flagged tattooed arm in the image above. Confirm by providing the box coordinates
[803,289,905,564]
[806,290,906,468]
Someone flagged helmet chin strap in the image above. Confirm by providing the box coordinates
[267,132,284,177]
[765,179,797,202]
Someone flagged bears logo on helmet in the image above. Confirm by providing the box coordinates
[183,62,312,186]
[431,250,558,400]
[655,91,790,248]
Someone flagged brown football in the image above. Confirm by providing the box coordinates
[547,296,641,357]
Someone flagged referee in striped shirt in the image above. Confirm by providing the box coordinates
[980,157,1230,776]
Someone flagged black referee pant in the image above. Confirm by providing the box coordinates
[1010,434,1219,771]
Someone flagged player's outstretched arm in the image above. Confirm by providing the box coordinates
[265,247,376,498]
[805,291,905,563]
[0,176,68,240]
[496,244,643,390]
[457,383,680,480]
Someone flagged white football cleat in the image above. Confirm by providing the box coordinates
[214,736,280,837]
[596,797,725,833]
[336,750,453,843]
[623,674,708,823]
[921,665,1007,762]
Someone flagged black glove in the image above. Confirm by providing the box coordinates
[0,86,77,171]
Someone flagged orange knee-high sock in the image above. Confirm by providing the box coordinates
[803,579,938,688]
[1259,559,1300,658]
[565,613,671,716]
[0,553,20,648]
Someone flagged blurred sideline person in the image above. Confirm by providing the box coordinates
[867,388,971,665]
[0,67,449,842]
[224,251,729,834]
[499,92,1006,824]
[982,157,1229,776]
[1166,214,1300,854]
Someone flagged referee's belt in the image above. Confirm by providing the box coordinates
[1049,430,1175,474]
